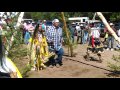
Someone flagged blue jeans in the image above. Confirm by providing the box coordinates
[107,35,114,48]
[83,31,88,44]
[49,48,64,65]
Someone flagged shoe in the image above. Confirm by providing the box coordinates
[58,62,63,66]
[56,62,63,68]
[106,48,109,51]
[111,48,114,51]
[56,64,60,68]
[98,51,101,54]
[49,65,54,68]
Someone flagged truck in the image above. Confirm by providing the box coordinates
[68,17,89,24]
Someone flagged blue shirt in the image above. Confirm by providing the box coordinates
[46,25,63,51]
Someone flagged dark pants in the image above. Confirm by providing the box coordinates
[49,48,64,65]
[0,72,11,78]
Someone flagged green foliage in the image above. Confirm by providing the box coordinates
[24,12,94,21]
[12,29,23,47]
[108,55,120,71]
[110,12,120,22]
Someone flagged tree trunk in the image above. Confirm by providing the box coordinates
[61,12,73,57]
[96,12,120,44]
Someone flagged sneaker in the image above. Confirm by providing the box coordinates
[58,62,63,66]
[49,65,54,68]
[106,48,109,51]
[111,48,114,51]
[56,63,63,68]
[56,64,60,68]
[98,51,101,53]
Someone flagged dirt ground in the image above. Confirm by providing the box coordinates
[25,44,120,78]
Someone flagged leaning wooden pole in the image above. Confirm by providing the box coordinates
[96,12,120,44]
[61,12,73,57]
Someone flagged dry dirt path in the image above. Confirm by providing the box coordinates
[26,44,120,78]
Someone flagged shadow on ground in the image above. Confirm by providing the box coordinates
[105,71,120,77]
[84,55,102,63]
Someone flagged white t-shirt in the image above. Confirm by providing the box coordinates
[90,27,100,38]
[76,25,81,31]
[0,57,16,73]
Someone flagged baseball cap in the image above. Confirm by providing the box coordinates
[110,23,114,26]
[52,19,59,23]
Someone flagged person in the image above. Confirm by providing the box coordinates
[88,23,103,53]
[80,24,84,44]
[116,28,120,49]
[105,23,117,51]
[83,24,89,44]
[42,20,47,32]
[0,34,17,78]
[69,22,76,43]
[89,23,101,47]
[76,24,81,44]
[46,19,64,67]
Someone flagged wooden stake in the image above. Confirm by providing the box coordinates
[61,12,73,57]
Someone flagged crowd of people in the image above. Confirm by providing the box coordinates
[69,21,120,51]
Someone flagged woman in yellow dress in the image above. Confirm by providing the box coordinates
[28,24,53,71]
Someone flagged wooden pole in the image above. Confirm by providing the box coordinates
[96,12,120,44]
[61,12,73,57]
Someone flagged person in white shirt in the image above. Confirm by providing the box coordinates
[90,27,100,39]
[0,35,17,78]
[89,23,101,47]
[76,24,81,44]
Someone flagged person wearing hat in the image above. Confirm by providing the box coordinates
[46,19,64,67]
[75,23,81,44]
[105,23,117,51]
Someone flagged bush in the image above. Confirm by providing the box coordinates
[108,55,120,71]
